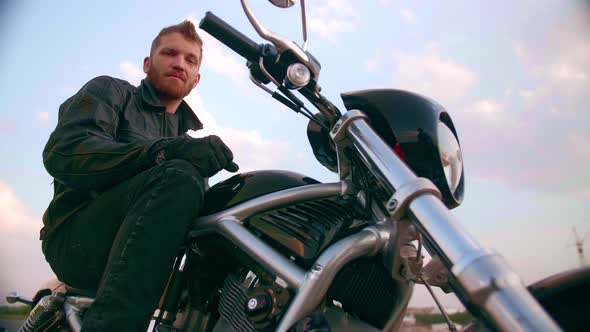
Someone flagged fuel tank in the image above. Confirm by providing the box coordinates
[202,170,320,215]
[202,170,367,267]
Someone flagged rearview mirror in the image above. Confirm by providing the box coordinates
[268,0,296,8]
[268,0,308,51]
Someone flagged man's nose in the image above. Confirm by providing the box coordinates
[171,55,187,70]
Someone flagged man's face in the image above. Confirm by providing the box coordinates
[144,32,201,100]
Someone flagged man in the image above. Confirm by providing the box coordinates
[41,20,237,331]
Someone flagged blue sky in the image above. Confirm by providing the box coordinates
[1,0,588,309]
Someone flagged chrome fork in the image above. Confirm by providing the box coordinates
[335,110,561,332]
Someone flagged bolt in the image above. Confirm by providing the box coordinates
[387,199,398,211]
[247,298,258,310]
[332,123,341,133]
[275,277,288,288]
[310,264,323,280]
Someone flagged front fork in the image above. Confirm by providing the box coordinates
[332,110,562,331]
[147,247,216,332]
[147,249,188,331]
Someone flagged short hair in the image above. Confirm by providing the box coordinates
[150,20,203,60]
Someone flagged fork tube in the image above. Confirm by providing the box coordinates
[345,117,561,331]
[148,249,187,331]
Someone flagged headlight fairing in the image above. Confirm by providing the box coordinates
[341,89,465,208]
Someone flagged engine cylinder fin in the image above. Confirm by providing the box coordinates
[296,202,340,227]
[261,214,317,242]
[305,200,348,224]
[277,209,326,236]
[248,198,365,267]
[283,206,330,233]
[219,274,257,332]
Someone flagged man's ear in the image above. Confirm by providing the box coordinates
[143,57,151,74]
[192,73,201,89]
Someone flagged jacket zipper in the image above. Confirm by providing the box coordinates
[160,111,165,137]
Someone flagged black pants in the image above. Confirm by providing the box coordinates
[43,160,205,331]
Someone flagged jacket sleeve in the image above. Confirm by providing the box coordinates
[43,76,167,192]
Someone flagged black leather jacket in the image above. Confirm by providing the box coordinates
[40,76,202,240]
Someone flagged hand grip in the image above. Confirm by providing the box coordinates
[199,11,261,63]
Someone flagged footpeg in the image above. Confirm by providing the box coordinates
[6,291,33,306]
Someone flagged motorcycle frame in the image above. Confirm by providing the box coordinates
[189,181,409,331]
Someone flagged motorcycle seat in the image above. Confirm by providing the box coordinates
[65,284,97,298]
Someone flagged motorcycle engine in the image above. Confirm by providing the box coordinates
[200,174,398,330]
[216,257,398,331]
[217,272,290,331]
[246,196,368,268]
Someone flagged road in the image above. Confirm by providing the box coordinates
[0,319,23,332]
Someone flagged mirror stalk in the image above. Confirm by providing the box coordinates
[301,0,308,51]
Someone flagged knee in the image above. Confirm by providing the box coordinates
[150,159,205,202]
[158,159,201,176]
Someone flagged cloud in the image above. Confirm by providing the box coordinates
[185,16,249,86]
[363,48,383,73]
[308,0,360,44]
[400,9,417,24]
[564,133,590,160]
[0,181,42,235]
[463,99,518,130]
[386,30,587,198]
[183,92,302,183]
[512,10,590,100]
[468,8,588,194]
[472,99,503,114]
[0,181,55,304]
[385,26,587,197]
[120,61,145,86]
[455,95,589,197]
[0,121,17,134]
[393,43,478,106]
[35,111,49,123]
[547,63,588,82]
[515,38,589,86]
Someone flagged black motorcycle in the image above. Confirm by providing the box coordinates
[7,1,589,331]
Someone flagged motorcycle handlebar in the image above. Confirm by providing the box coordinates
[199,11,261,63]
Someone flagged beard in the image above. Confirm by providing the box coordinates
[146,64,196,100]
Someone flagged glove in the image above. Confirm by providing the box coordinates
[157,135,239,177]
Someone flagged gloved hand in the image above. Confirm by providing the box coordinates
[158,135,239,177]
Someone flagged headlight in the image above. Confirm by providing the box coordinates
[340,89,465,209]
[437,121,463,194]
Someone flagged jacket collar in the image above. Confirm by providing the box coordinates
[139,79,203,131]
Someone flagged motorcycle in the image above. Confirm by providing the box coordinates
[7,1,590,331]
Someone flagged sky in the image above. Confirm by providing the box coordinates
[0,0,589,311]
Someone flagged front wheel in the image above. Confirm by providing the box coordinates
[528,266,590,332]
